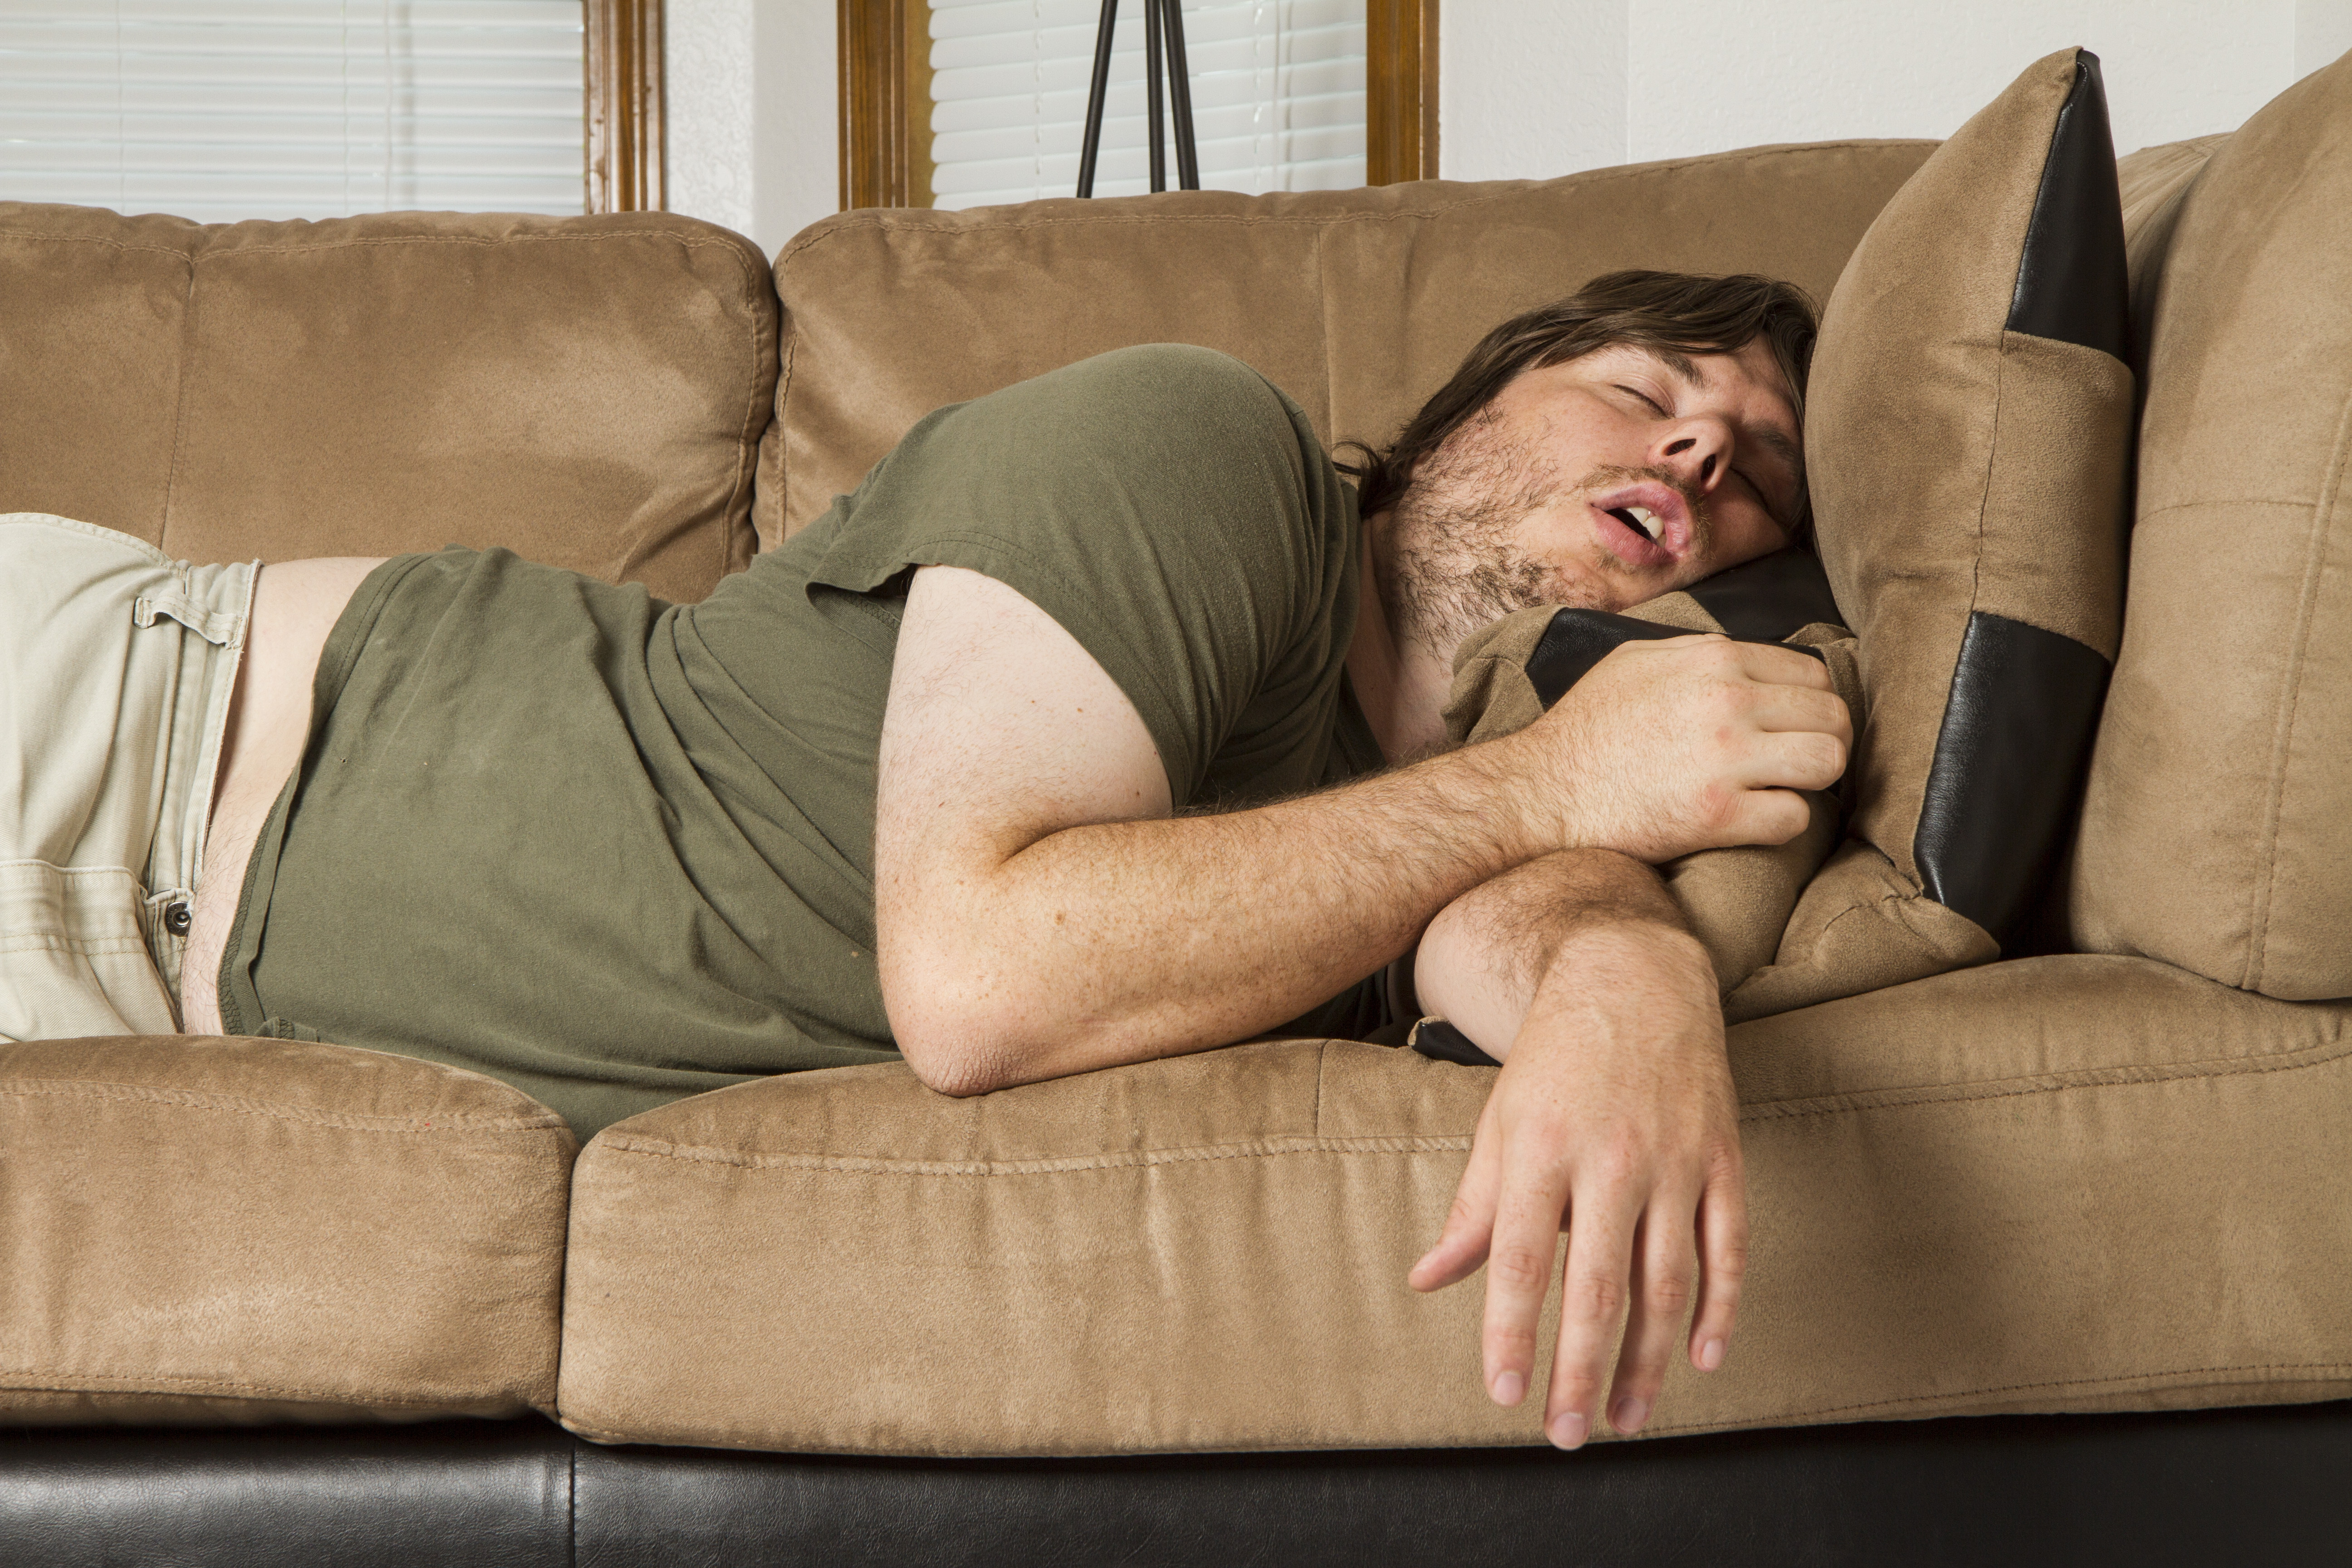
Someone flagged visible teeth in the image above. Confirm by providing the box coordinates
[1609,505,1661,542]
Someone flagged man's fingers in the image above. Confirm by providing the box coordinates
[1539,1179,1638,1450]
[1606,1197,1700,1436]
[1689,1156,1750,1373]
[1730,725,1848,795]
[1707,786,1813,849]
[1720,637,1836,692]
[1478,1151,1573,1411]
[1410,1100,1504,1293]
[1746,681,1852,746]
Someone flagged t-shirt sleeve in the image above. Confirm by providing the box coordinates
[799,344,1362,806]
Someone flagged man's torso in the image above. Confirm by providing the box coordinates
[188,346,1377,1137]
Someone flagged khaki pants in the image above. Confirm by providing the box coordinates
[0,514,255,1038]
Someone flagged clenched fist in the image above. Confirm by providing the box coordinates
[1498,634,1850,863]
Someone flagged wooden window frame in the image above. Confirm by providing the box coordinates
[1366,0,1438,186]
[840,0,1434,211]
[587,0,666,212]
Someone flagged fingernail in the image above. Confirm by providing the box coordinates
[1700,1338,1726,1372]
[1492,1371,1525,1406]
[1548,1411,1589,1450]
[1612,1396,1648,1434]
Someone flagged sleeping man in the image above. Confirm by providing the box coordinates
[2,270,1849,1453]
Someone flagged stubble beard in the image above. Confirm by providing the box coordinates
[1376,407,1711,657]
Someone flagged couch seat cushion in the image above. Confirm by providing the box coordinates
[558,955,2352,1455]
[1,1035,574,1424]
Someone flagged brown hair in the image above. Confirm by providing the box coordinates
[1339,270,1821,535]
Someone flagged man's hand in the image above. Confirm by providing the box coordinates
[1504,635,1849,864]
[1411,853,1746,1448]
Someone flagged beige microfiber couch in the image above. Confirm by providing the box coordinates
[6,56,2352,1484]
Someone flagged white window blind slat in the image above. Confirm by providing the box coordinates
[0,0,586,223]
[927,0,1367,210]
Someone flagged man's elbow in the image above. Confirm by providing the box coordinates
[898,1030,1008,1098]
[881,955,1024,1098]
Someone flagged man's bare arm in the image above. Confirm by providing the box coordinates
[1412,852,1745,1448]
[875,566,1846,1096]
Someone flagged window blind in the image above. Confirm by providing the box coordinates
[927,0,1364,210]
[0,0,586,223]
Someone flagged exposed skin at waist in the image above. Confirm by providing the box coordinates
[181,557,387,1037]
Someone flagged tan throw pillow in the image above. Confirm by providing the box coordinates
[1730,48,2133,1020]
[2070,49,2352,998]
[1442,549,1861,1003]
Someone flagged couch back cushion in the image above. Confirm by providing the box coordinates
[0,206,777,603]
[760,142,1938,546]
[2070,51,2352,999]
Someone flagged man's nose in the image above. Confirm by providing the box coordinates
[1652,418,1734,493]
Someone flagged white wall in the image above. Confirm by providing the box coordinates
[1441,0,2352,181]
[667,0,836,260]
[663,0,2352,256]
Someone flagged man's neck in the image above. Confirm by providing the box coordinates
[1347,511,1458,764]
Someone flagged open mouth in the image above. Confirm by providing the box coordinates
[1603,505,1665,544]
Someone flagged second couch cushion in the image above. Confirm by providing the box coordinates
[557,958,2352,1456]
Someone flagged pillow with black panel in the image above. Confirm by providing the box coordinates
[1415,549,1862,1068]
[1725,46,2131,1021]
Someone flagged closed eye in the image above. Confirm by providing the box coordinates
[1617,384,1670,416]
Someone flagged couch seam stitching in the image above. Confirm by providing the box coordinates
[1643,1361,2352,1437]
[156,246,201,546]
[2245,385,2352,991]
[1311,1041,1328,1136]
[1740,1031,2352,1122]
[179,230,745,258]
[2136,497,2310,520]
[588,1031,2352,1170]
[591,1132,1474,1176]
[0,1370,536,1406]
[708,239,767,587]
[0,1076,568,1132]
[771,305,801,542]
[771,142,1932,269]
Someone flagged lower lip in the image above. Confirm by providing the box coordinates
[1592,505,1672,565]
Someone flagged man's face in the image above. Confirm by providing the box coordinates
[1377,338,1804,653]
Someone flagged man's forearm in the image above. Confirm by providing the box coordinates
[1413,851,1705,1061]
[882,736,1558,1093]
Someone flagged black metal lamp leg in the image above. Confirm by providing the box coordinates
[1164,0,1200,189]
[1145,0,1167,193]
[1076,0,1201,200]
[1076,0,1119,197]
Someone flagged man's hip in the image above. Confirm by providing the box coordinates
[0,513,255,1037]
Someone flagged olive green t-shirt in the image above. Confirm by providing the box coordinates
[218,346,1382,1138]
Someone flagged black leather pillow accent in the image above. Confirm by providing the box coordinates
[1915,612,2111,941]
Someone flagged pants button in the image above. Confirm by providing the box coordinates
[164,901,192,936]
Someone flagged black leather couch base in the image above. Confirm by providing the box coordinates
[5,1401,2348,1567]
